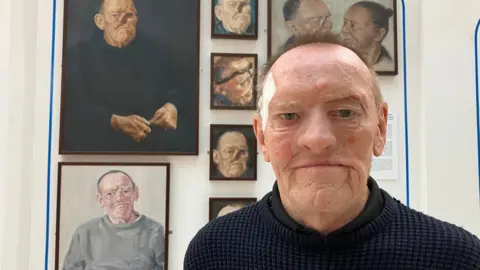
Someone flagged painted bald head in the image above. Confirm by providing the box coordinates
[252,32,388,218]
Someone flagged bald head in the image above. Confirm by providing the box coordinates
[256,33,382,120]
[217,131,247,149]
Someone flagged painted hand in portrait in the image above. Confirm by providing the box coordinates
[59,0,199,154]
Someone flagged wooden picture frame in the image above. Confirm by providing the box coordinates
[209,124,257,181]
[58,0,200,155]
[268,0,398,75]
[210,53,258,110]
[209,197,257,221]
[211,0,258,39]
[54,162,171,270]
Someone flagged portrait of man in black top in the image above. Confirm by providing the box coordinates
[59,0,199,154]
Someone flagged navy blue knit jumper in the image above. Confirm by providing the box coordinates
[184,189,480,269]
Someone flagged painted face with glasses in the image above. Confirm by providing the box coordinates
[286,0,332,37]
[96,172,139,223]
[213,57,254,106]
[94,0,138,48]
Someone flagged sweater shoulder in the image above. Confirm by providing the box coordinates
[396,203,480,266]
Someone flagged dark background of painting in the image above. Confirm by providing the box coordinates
[209,198,257,220]
[60,0,199,154]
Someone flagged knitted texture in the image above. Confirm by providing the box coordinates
[184,190,480,270]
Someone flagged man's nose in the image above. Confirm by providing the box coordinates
[297,113,336,153]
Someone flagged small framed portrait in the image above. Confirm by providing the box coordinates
[268,0,398,75]
[54,162,170,270]
[209,124,257,180]
[210,53,257,110]
[209,197,257,220]
[211,0,258,39]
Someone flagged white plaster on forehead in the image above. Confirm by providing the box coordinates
[260,72,277,131]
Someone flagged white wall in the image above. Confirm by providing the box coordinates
[1,0,480,270]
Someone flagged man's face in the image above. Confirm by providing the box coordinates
[213,131,250,177]
[253,44,388,215]
[215,0,252,34]
[95,0,138,48]
[96,172,139,220]
[287,0,332,36]
[215,58,254,104]
[340,6,383,51]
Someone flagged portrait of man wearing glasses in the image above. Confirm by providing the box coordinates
[62,170,165,270]
[211,55,256,109]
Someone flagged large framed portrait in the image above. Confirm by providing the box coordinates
[209,124,257,181]
[58,0,200,155]
[268,0,398,75]
[54,162,170,270]
[209,197,257,221]
[211,0,258,39]
[210,53,258,110]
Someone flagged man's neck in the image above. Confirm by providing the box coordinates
[282,188,370,234]
[361,44,382,66]
[108,211,138,224]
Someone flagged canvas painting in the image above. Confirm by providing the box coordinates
[209,124,257,180]
[210,53,257,110]
[211,0,258,39]
[268,0,398,75]
[58,0,200,155]
[209,197,257,220]
[54,162,170,270]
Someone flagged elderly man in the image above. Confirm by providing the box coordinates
[62,0,188,153]
[213,0,255,35]
[340,1,394,69]
[212,131,252,178]
[212,56,255,107]
[282,0,332,51]
[184,33,480,269]
[63,170,165,270]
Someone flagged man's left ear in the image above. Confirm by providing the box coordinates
[373,103,388,156]
[94,13,105,30]
[134,187,139,201]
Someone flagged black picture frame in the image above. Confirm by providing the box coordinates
[210,52,258,110]
[58,0,200,155]
[211,0,258,39]
[209,124,257,181]
[209,197,257,221]
[268,0,398,75]
[54,162,171,270]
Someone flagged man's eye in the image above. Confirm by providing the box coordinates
[279,113,297,120]
[336,110,355,118]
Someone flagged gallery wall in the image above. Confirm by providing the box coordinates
[1,0,480,270]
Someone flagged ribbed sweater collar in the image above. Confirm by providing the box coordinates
[256,189,399,248]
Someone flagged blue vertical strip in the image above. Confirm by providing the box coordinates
[474,19,480,208]
[400,0,410,206]
[45,0,57,268]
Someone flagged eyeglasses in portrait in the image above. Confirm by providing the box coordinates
[58,0,200,155]
[209,124,257,181]
[209,197,257,221]
[210,53,257,110]
[211,0,258,39]
[268,0,398,75]
[54,162,170,270]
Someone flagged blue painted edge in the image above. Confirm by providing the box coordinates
[42,1,412,269]
[44,0,57,268]
[475,19,480,208]
[400,0,410,207]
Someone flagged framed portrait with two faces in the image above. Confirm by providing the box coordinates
[268,0,398,75]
